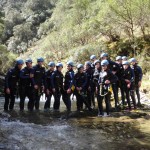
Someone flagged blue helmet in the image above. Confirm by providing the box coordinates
[25,58,32,63]
[116,56,122,61]
[48,62,55,67]
[122,56,128,61]
[77,64,84,69]
[37,57,44,62]
[122,61,129,65]
[85,61,91,66]
[16,59,24,65]
[101,60,109,66]
[129,58,136,63]
[94,60,100,65]
[90,55,96,60]
[56,62,63,68]
[67,60,74,67]
[100,53,108,58]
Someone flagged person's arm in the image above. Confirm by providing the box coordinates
[82,73,87,89]
[51,72,55,89]
[30,67,36,86]
[74,74,77,88]
[130,68,135,83]
[138,66,143,87]
[42,68,46,86]
[5,69,12,88]
[44,72,48,89]
[69,71,74,88]
[138,66,143,81]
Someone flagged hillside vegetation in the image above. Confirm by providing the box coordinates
[0,0,150,73]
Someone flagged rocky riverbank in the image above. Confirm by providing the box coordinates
[0,94,150,150]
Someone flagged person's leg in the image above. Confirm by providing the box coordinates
[130,90,136,109]
[19,87,26,111]
[112,83,119,109]
[120,82,125,106]
[135,85,141,105]
[53,90,61,110]
[44,94,52,109]
[4,91,10,111]
[87,92,91,107]
[62,91,71,111]
[82,94,92,111]
[105,93,111,115]
[27,87,34,111]
[97,95,104,116]
[9,89,16,110]
[76,93,81,111]
[125,88,131,110]
[91,91,95,108]
[32,88,39,110]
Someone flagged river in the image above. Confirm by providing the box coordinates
[0,96,150,150]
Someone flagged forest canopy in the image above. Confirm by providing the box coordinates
[0,0,150,73]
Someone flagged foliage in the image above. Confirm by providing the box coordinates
[0,0,150,73]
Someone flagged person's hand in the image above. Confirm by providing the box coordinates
[95,87,98,94]
[125,79,130,84]
[127,83,131,89]
[105,80,110,84]
[76,87,80,91]
[79,87,82,91]
[67,88,71,94]
[138,81,142,87]
[112,71,116,75]
[30,74,34,78]
[6,88,10,94]
[42,86,45,91]
[88,86,91,91]
[34,85,38,89]
[52,88,56,93]
[46,89,50,95]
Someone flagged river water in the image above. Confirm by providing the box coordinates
[0,96,150,150]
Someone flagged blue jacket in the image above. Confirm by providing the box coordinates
[123,66,135,84]
[5,66,20,89]
[31,65,45,86]
[131,64,143,84]
[51,70,64,89]
[64,69,74,90]
[74,72,87,90]
[45,69,54,90]
[20,67,32,87]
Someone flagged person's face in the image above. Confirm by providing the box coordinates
[26,62,32,68]
[101,57,107,60]
[101,65,107,71]
[117,59,122,64]
[18,64,23,70]
[91,58,96,63]
[50,66,55,71]
[95,63,100,69]
[67,65,72,71]
[84,64,89,70]
[58,66,63,72]
[79,67,84,73]
[123,64,129,70]
[38,61,43,66]
[91,59,94,63]
[131,62,136,65]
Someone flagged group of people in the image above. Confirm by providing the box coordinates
[4,52,143,117]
